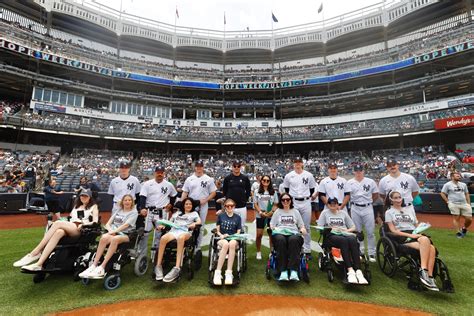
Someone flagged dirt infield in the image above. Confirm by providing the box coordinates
[0,211,456,230]
[52,295,431,316]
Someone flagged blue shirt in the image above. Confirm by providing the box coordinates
[217,212,242,235]
[44,185,62,201]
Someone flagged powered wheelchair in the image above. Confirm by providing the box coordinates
[316,227,371,284]
[376,223,454,292]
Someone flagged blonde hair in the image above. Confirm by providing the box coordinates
[119,194,135,210]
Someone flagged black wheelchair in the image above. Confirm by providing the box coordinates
[376,224,454,292]
[316,227,371,285]
[265,228,310,284]
[207,228,247,287]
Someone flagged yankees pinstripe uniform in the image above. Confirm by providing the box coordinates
[182,173,217,248]
[107,175,141,215]
[283,169,317,253]
[318,176,350,211]
[379,172,420,208]
[347,176,378,257]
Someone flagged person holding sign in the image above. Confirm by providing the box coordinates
[213,198,242,285]
[154,197,201,283]
[317,197,368,284]
[253,175,278,260]
[269,193,306,282]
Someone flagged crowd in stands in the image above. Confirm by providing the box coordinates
[0,100,23,120]
[1,14,472,83]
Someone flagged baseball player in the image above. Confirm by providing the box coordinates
[138,165,177,256]
[222,160,251,231]
[318,161,350,212]
[181,160,217,249]
[378,158,419,214]
[347,163,379,262]
[283,156,318,255]
[107,160,141,215]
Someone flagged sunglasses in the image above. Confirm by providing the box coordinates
[225,204,235,208]
[233,165,241,168]
[281,198,291,202]
[261,179,270,183]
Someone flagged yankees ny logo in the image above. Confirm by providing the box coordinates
[400,181,409,190]
[201,181,207,188]
[302,177,309,185]
[161,187,168,194]
[127,183,134,190]
[363,184,370,192]
[337,183,344,190]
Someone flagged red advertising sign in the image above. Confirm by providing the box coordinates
[434,115,474,130]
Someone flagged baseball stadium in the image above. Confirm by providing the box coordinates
[0,0,473,315]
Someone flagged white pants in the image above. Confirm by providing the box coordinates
[196,203,209,249]
[139,211,164,256]
[350,204,375,256]
[234,207,247,232]
[111,202,120,216]
[293,199,312,253]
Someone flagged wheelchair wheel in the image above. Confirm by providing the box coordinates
[194,249,202,271]
[376,237,398,277]
[104,274,121,290]
[134,254,149,276]
[317,252,324,271]
[265,264,271,280]
[435,258,455,293]
[81,278,90,285]
[242,242,247,272]
[327,269,334,282]
[33,272,46,283]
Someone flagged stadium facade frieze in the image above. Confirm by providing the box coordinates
[1,37,472,91]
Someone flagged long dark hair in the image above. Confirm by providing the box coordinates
[179,197,197,215]
[258,175,275,195]
[74,194,96,210]
[384,190,406,210]
[277,192,294,209]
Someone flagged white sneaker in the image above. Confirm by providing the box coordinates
[224,270,233,285]
[368,255,376,263]
[21,263,42,272]
[356,269,368,285]
[213,270,222,285]
[256,252,262,260]
[79,265,97,279]
[13,253,41,267]
[347,270,358,284]
[89,266,106,279]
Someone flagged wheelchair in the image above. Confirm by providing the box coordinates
[316,227,371,285]
[208,228,247,286]
[264,228,310,284]
[80,226,149,290]
[21,223,101,283]
[376,223,454,292]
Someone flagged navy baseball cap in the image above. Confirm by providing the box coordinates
[328,161,338,168]
[327,197,339,204]
[118,160,131,168]
[233,160,242,166]
[353,164,364,171]
[386,158,398,165]
[294,156,303,162]
[79,189,92,198]
[195,160,204,166]
[154,165,165,172]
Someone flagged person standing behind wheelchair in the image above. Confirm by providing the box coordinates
[222,160,251,231]
[138,165,177,257]
[253,175,278,260]
[44,178,64,220]
[80,194,138,279]
[384,190,439,291]
[270,193,307,282]
[107,160,141,216]
[318,197,368,284]
[347,164,379,262]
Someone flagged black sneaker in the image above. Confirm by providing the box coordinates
[419,269,432,288]
[456,231,464,238]
[462,227,467,236]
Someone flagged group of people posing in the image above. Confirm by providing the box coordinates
[13,157,471,289]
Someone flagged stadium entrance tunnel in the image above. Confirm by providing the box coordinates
[53,295,431,315]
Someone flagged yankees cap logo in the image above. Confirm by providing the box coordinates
[127,183,134,190]
[400,181,409,190]
[363,184,370,192]
[337,183,344,190]
[161,187,168,194]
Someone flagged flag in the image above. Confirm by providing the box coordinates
[272,12,278,23]
[176,6,179,19]
[318,3,323,13]
[224,12,226,25]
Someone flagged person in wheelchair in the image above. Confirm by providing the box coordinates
[317,197,368,284]
[79,194,138,279]
[154,197,201,283]
[384,190,439,291]
[15,189,99,270]
[213,198,242,285]
[269,193,307,282]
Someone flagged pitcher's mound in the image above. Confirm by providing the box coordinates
[54,294,430,316]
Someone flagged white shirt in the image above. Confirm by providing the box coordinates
[319,176,349,203]
[251,181,260,195]
[347,177,378,204]
[182,173,216,203]
[379,172,420,204]
[107,175,141,203]
[278,183,286,195]
[140,179,177,208]
[283,170,317,198]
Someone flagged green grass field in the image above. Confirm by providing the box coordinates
[1,226,472,316]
